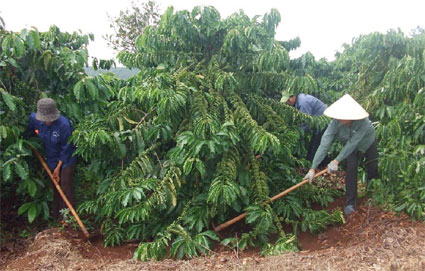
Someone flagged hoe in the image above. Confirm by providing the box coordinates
[30,146,90,239]
[214,168,328,232]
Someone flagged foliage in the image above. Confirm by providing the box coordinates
[3,4,424,263]
[0,19,116,224]
[73,6,340,260]
[330,29,425,220]
[260,234,297,256]
[104,0,160,53]
[278,36,301,52]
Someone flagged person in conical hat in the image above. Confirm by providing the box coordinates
[281,91,328,163]
[303,94,378,216]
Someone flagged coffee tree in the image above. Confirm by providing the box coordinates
[0,19,116,223]
[73,6,341,260]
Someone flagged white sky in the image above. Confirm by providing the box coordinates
[1,0,424,64]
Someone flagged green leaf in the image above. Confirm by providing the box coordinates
[200,230,220,242]
[195,160,206,179]
[86,81,98,99]
[29,30,41,49]
[183,158,194,175]
[15,162,29,180]
[221,237,235,246]
[27,180,37,197]
[14,38,25,56]
[394,203,406,212]
[42,201,49,220]
[1,90,16,112]
[122,192,131,206]
[27,205,37,223]
[2,162,12,182]
[2,36,14,57]
[132,189,142,201]
[41,50,52,70]
[6,58,19,68]
[73,81,84,101]
[207,140,216,155]
[114,132,126,158]
[18,202,32,215]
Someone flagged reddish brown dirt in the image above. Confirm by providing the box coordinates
[298,197,378,251]
[2,195,425,270]
[0,187,49,268]
[64,230,138,260]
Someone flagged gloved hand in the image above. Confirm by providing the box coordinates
[327,160,339,174]
[304,169,315,184]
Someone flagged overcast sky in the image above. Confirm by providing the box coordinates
[1,0,424,63]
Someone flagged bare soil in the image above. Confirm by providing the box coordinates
[2,196,424,271]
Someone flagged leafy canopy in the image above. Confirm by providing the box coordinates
[73,6,339,260]
[104,0,160,53]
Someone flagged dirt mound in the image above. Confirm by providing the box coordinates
[2,199,425,271]
[4,229,85,271]
[2,228,139,271]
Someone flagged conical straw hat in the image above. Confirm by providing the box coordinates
[324,94,369,120]
[280,91,291,103]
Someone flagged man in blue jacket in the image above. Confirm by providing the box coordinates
[28,98,77,220]
[281,92,327,162]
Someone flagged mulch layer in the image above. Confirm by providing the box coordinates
[2,196,424,271]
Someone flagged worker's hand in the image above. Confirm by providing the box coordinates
[304,169,315,184]
[53,165,61,183]
[327,160,339,174]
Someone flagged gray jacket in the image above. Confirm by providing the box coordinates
[312,118,376,169]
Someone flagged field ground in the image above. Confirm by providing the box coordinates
[2,195,424,271]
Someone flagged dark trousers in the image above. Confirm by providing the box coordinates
[345,140,378,206]
[307,128,328,166]
[51,161,76,219]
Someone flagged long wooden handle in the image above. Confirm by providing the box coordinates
[30,147,90,238]
[214,168,328,232]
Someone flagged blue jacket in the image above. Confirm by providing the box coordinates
[295,94,327,116]
[28,113,77,170]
